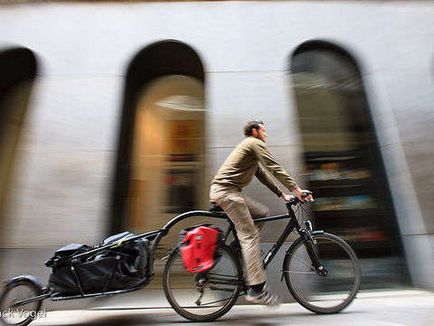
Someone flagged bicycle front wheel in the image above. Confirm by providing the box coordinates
[163,245,243,322]
[283,232,361,314]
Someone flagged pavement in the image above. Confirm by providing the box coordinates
[31,289,434,326]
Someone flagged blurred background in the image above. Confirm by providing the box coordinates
[0,0,433,311]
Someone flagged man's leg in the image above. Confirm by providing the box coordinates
[243,195,270,232]
[211,189,267,286]
[209,186,279,305]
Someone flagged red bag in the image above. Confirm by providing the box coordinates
[179,225,222,273]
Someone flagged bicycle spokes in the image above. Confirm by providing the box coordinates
[284,233,361,313]
[163,246,242,320]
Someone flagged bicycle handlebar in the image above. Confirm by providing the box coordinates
[285,191,314,207]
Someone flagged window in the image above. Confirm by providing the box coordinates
[291,41,408,288]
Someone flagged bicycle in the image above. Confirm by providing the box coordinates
[163,196,362,321]
[0,196,360,326]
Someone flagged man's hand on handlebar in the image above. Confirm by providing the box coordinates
[280,193,295,202]
[282,187,314,203]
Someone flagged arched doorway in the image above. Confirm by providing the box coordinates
[290,41,409,288]
[129,75,205,232]
[0,47,37,231]
[111,41,206,242]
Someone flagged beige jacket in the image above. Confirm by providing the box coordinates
[211,137,297,197]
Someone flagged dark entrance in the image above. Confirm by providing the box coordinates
[0,47,37,224]
[290,41,409,288]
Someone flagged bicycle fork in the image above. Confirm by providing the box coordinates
[300,229,329,277]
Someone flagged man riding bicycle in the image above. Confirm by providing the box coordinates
[209,119,314,305]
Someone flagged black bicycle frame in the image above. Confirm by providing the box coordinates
[156,201,308,270]
[256,212,299,269]
[148,201,312,272]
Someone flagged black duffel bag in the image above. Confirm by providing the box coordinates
[46,232,151,295]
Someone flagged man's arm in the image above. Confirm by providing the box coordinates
[251,139,298,192]
[255,165,283,197]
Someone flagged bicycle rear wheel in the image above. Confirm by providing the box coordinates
[283,232,361,314]
[163,245,243,322]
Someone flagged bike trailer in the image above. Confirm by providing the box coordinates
[46,232,151,295]
[178,224,223,273]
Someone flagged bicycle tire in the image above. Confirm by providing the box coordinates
[0,278,43,326]
[163,244,243,322]
[283,232,361,314]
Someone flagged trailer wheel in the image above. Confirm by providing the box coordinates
[0,277,44,326]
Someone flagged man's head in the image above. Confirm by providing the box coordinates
[244,119,267,142]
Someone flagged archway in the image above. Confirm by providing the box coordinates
[290,41,409,288]
[0,47,37,227]
[111,41,206,238]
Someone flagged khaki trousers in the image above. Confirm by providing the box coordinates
[209,184,270,286]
